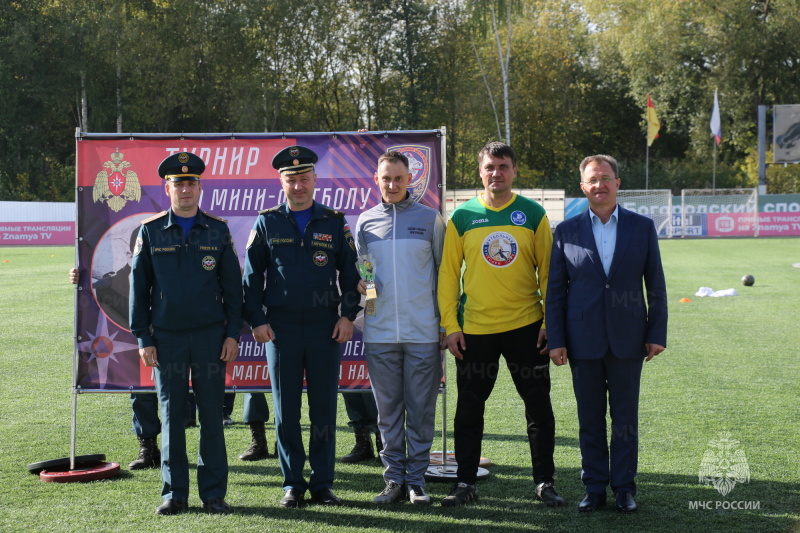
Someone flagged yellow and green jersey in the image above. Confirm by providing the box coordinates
[438,193,552,335]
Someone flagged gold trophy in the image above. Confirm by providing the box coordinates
[357,255,378,300]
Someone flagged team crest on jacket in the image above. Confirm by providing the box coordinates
[93,148,142,212]
[510,210,526,225]
[313,250,329,266]
[387,144,430,203]
[202,255,216,271]
[482,232,517,267]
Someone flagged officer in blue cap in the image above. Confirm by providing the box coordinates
[130,151,242,515]
[243,145,361,507]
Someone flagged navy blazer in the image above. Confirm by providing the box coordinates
[546,206,668,360]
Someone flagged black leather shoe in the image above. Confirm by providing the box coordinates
[203,497,232,514]
[155,498,188,515]
[310,487,342,506]
[578,492,606,513]
[615,492,637,513]
[280,488,306,508]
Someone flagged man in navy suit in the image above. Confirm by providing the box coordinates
[546,154,667,513]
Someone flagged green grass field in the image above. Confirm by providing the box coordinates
[0,239,798,532]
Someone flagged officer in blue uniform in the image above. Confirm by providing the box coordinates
[243,145,361,508]
[130,152,242,516]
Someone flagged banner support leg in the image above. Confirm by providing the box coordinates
[70,387,78,470]
[441,351,448,469]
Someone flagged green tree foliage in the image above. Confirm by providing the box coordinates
[1,0,798,201]
[582,0,800,162]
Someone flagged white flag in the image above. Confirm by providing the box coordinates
[710,89,721,145]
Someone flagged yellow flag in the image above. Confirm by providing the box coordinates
[647,93,660,146]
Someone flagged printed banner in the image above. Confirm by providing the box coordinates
[564,195,800,237]
[0,222,74,244]
[75,132,444,392]
[707,212,800,237]
[773,105,800,164]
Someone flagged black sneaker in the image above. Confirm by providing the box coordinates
[408,484,431,505]
[441,482,478,507]
[535,482,566,507]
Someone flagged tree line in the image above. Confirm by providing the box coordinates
[2,0,799,202]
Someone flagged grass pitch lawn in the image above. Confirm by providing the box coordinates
[0,239,798,533]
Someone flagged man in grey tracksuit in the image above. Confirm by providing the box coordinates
[355,150,446,505]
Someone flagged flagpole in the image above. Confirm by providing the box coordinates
[645,96,649,190]
[645,92,660,190]
[712,141,717,191]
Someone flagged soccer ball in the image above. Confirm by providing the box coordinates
[742,274,755,286]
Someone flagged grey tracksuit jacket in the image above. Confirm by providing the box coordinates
[354,195,446,343]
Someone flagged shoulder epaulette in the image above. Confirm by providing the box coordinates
[259,206,282,215]
[324,207,345,218]
[141,211,168,224]
[202,210,228,224]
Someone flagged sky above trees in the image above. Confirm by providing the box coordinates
[2,0,798,201]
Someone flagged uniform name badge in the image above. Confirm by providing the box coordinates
[356,255,378,300]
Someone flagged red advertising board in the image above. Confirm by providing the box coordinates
[707,212,800,237]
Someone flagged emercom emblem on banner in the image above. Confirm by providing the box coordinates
[389,144,430,204]
[93,148,142,212]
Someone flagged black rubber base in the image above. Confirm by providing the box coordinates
[27,454,106,474]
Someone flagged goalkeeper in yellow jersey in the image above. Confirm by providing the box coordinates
[437,142,564,508]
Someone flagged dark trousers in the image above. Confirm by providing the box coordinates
[131,392,160,438]
[153,324,228,502]
[242,392,269,424]
[569,350,643,495]
[342,391,378,433]
[454,321,556,485]
[134,391,232,437]
[267,309,340,492]
[187,392,236,420]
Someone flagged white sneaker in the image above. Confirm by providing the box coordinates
[408,484,431,505]
[373,481,406,504]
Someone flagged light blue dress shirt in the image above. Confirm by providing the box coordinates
[589,204,619,276]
